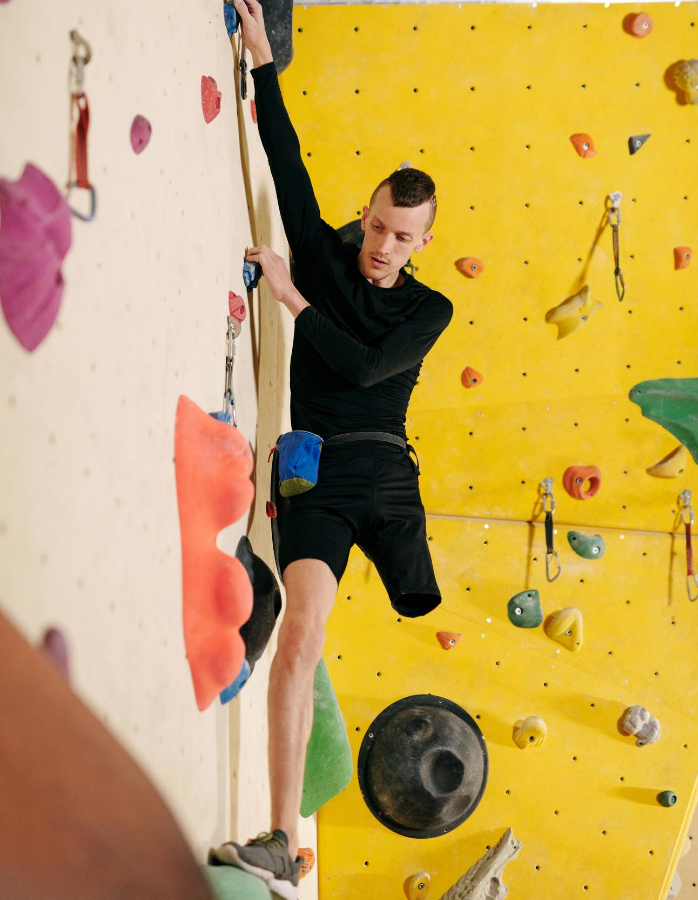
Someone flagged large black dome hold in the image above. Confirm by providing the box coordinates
[357,695,488,839]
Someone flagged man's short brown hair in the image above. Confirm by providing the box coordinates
[369,168,437,233]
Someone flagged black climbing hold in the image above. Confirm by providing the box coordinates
[337,218,364,250]
[628,134,651,155]
[264,0,294,74]
[357,694,489,839]
[235,535,282,674]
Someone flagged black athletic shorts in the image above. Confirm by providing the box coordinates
[271,445,441,618]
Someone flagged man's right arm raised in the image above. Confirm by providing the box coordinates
[234,0,328,264]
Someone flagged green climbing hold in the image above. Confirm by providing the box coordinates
[629,379,698,464]
[301,657,353,818]
[567,531,605,560]
[507,589,543,628]
[657,790,678,807]
[203,864,272,899]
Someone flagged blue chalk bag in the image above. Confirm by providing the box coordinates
[276,430,324,497]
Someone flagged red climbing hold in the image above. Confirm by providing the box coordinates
[228,291,247,322]
[461,367,483,389]
[562,465,602,500]
[174,396,254,711]
[266,501,277,518]
[436,631,462,650]
[251,99,258,124]
[201,76,222,123]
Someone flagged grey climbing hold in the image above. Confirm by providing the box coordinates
[628,134,651,155]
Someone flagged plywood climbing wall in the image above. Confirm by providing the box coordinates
[281,3,698,897]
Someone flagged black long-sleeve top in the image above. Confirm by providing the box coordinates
[251,62,453,466]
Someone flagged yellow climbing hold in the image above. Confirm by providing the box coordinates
[646,444,688,478]
[544,607,584,652]
[513,716,547,749]
[405,872,430,900]
[545,285,602,340]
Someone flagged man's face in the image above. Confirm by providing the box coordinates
[358,185,434,286]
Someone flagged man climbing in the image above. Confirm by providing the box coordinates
[209,1,453,897]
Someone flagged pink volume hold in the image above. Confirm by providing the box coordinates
[0,162,72,351]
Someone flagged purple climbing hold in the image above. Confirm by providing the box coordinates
[0,163,72,351]
[40,627,70,682]
[130,115,152,155]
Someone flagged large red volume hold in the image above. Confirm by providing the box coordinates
[174,396,255,711]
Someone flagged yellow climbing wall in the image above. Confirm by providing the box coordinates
[281,3,698,897]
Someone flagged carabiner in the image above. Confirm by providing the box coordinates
[546,550,562,583]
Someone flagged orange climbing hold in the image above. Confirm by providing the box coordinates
[174,395,255,711]
[298,847,316,879]
[201,76,222,123]
[563,465,602,500]
[675,247,692,270]
[569,133,597,158]
[625,12,653,36]
[436,631,462,650]
[455,257,484,278]
[461,367,483,389]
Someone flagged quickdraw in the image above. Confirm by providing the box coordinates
[679,490,698,602]
[541,477,561,582]
[67,30,97,222]
[608,191,626,302]
[209,306,241,426]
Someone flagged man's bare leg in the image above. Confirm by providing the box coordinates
[268,558,338,859]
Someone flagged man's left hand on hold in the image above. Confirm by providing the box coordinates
[245,245,310,318]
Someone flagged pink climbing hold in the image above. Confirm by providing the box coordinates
[40,627,70,682]
[0,162,72,351]
[201,76,222,123]
[130,115,152,154]
[229,291,247,322]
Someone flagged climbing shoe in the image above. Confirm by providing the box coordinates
[209,829,302,900]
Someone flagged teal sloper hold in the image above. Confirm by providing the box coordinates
[300,657,353,818]
[567,531,605,560]
[507,589,543,628]
[629,379,698,464]
[203,864,271,899]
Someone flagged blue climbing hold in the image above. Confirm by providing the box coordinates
[243,260,262,291]
[219,658,251,704]
[223,1,239,36]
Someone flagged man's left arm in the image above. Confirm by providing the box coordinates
[293,296,454,388]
